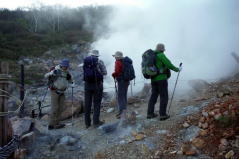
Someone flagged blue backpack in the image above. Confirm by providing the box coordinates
[83,56,103,82]
[121,56,135,81]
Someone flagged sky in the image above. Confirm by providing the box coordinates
[0,0,145,9]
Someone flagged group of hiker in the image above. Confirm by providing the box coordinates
[44,43,182,130]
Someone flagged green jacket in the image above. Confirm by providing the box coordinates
[152,51,179,81]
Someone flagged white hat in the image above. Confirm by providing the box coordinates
[112,51,123,59]
[90,50,99,56]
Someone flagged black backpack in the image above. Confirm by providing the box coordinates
[141,49,158,79]
[121,56,135,81]
[83,56,103,83]
[141,49,171,79]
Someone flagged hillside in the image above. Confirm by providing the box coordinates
[0,6,111,84]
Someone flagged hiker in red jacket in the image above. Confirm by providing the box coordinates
[112,51,130,119]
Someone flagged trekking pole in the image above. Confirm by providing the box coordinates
[71,86,74,127]
[114,78,118,96]
[41,86,48,104]
[114,78,118,104]
[130,81,133,97]
[38,86,48,118]
[167,63,182,114]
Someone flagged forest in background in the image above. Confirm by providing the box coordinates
[0,5,112,60]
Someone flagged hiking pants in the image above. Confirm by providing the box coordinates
[117,80,129,113]
[84,81,103,126]
[49,90,65,126]
[147,80,168,116]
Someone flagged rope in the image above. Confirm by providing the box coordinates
[0,89,21,103]
[0,135,20,159]
[0,91,28,117]
[0,74,10,80]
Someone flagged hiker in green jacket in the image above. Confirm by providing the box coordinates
[147,43,182,120]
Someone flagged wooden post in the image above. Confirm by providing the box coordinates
[19,63,25,117]
[0,62,10,147]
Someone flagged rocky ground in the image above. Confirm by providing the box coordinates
[7,72,239,159]
[5,44,239,159]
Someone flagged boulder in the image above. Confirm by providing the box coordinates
[156,130,168,135]
[188,79,210,93]
[225,150,235,159]
[106,108,114,113]
[21,132,35,145]
[183,122,190,128]
[60,99,84,120]
[199,130,208,137]
[41,114,49,121]
[133,132,146,141]
[137,83,151,98]
[180,105,200,116]
[201,123,209,129]
[181,126,200,142]
[181,143,197,156]
[10,117,33,136]
[59,136,78,146]
[99,121,119,133]
[192,138,206,149]
[120,110,137,126]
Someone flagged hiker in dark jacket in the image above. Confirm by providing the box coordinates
[112,51,130,119]
[147,43,182,120]
[44,59,73,129]
[83,50,107,128]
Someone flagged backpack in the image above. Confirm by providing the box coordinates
[47,66,71,89]
[83,56,103,83]
[141,49,158,79]
[141,49,171,79]
[121,56,135,81]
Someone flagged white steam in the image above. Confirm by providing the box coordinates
[93,0,239,93]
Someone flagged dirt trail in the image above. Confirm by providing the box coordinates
[25,89,210,159]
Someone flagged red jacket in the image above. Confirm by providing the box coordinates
[112,59,123,78]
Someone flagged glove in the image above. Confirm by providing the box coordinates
[52,70,57,76]
[66,73,72,80]
[112,73,116,78]
[179,66,183,72]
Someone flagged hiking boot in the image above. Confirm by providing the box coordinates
[147,113,158,119]
[159,114,170,121]
[116,112,121,119]
[48,123,65,130]
[93,121,105,128]
[48,125,54,130]
[86,125,91,129]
